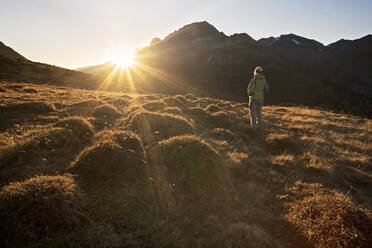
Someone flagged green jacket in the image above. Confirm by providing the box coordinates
[247,74,269,100]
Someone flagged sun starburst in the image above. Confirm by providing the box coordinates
[112,55,136,68]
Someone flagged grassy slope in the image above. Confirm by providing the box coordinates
[0,82,371,248]
[0,56,97,89]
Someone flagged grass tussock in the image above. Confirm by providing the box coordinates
[184,93,197,101]
[160,106,184,116]
[192,99,209,108]
[205,104,221,113]
[68,99,104,112]
[95,130,146,159]
[175,95,192,105]
[210,111,231,128]
[0,86,7,92]
[70,131,146,187]
[141,100,167,112]
[271,153,296,166]
[0,175,87,248]
[130,111,194,143]
[162,96,187,109]
[185,107,212,126]
[92,103,121,120]
[0,127,87,184]
[55,116,94,144]
[266,133,298,153]
[286,182,372,248]
[22,87,38,93]
[211,128,235,141]
[0,101,55,114]
[106,98,130,108]
[154,135,229,206]
[186,107,233,129]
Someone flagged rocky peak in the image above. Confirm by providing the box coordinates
[326,34,372,53]
[259,34,324,51]
[229,33,255,42]
[163,21,226,45]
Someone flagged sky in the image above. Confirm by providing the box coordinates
[1,0,371,69]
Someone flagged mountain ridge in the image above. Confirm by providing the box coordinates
[0,41,26,60]
[0,55,98,90]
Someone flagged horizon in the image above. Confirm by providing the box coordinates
[1,0,371,69]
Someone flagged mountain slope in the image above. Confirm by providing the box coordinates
[0,41,26,59]
[136,22,372,116]
[258,34,325,64]
[0,41,99,90]
[0,55,98,89]
[76,21,372,116]
[134,22,326,106]
[0,81,371,248]
[75,61,117,75]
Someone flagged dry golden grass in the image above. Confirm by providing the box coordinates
[271,153,295,166]
[0,82,371,248]
[92,103,122,119]
[129,110,195,143]
[286,182,372,248]
[266,133,298,153]
[0,175,86,247]
[141,100,167,112]
[70,130,146,187]
[160,106,184,116]
[162,96,188,109]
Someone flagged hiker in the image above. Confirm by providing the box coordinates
[247,66,269,131]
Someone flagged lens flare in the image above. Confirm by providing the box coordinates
[112,55,135,68]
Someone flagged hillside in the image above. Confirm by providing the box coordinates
[0,40,100,90]
[0,55,98,89]
[1,81,371,248]
[0,41,26,59]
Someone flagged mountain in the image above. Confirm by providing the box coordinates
[138,22,372,116]
[162,21,227,46]
[258,34,324,50]
[313,35,372,112]
[0,55,97,89]
[258,34,325,64]
[0,42,98,89]
[77,21,371,116]
[76,61,117,75]
[0,41,26,59]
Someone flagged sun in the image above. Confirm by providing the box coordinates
[112,55,136,68]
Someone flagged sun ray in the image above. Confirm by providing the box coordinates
[97,64,120,91]
[135,63,201,94]
[94,53,209,97]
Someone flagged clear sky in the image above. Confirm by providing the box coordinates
[1,0,371,68]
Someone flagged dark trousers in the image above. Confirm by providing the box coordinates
[249,98,263,129]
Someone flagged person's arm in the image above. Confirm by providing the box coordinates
[247,78,255,96]
[265,79,269,92]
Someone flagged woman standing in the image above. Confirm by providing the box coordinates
[247,66,269,131]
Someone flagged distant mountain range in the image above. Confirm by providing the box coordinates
[1,21,371,116]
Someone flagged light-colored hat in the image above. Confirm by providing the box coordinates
[254,66,263,75]
[255,66,263,73]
